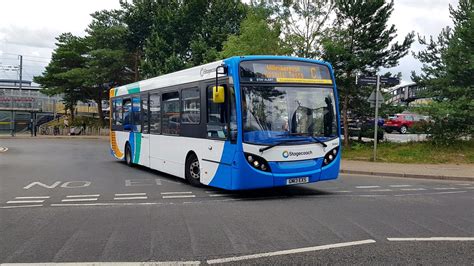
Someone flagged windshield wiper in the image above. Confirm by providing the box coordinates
[277,132,328,148]
[259,139,308,153]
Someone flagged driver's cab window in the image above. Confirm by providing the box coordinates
[207,85,227,139]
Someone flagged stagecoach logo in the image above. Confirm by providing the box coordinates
[200,67,216,77]
[282,150,313,159]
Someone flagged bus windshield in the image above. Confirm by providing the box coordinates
[242,86,337,145]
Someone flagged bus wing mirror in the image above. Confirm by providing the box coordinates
[212,86,225,103]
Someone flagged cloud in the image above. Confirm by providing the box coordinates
[0,26,60,49]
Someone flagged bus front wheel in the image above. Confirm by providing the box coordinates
[125,144,133,166]
[185,154,201,186]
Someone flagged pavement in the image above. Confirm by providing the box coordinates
[0,138,473,264]
[341,160,474,182]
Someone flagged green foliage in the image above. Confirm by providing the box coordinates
[34,33,90,117]
[280,0,335,58]
[343,140,474,164]
[141,0,247,77]
[321,0,414,147]
[220,7,290,58]
[412,0,474,144]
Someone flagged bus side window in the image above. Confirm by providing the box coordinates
[113,98,123,127]
[141,94,149,134]
[132,96,141,133]
[207,86,226,139]
[181,88,200,124]
[123,98,132,131]
[162,91,180,135]
[150,93,161,134]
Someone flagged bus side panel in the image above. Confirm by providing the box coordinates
[207,141,235,190]
[110,131,128,160]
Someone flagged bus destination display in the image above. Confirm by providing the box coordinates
[240,60,333,84]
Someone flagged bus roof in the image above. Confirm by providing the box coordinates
[110,56,333,98]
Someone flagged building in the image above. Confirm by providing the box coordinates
[0,79,99,135]
[385,82,431,106]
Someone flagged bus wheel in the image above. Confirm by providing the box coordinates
[125,144,133,166]
[185,154,201,186]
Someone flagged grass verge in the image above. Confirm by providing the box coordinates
[342,140,474,164]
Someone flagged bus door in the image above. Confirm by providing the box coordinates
[136,95,150,167]
[200,84,237,189]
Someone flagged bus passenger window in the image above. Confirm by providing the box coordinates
[162,91,180,135]
[207,86,226,139]
[150,93,161,134]
[113,98,122,126]
[123,99,132,131]
[132,97,141,132]
[141,95,149,134]
[181,88,200,124]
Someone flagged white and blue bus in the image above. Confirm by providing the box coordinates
[110,56,341,190]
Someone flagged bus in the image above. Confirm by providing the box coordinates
[110,55,341,190]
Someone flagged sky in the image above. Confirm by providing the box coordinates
[0,0,458,84]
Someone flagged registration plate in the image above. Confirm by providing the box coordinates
[286,177,309,185]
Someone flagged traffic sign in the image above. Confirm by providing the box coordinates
[357,75,400,86]
[368,90,384,104]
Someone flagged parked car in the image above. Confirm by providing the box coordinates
[383,113,429,134]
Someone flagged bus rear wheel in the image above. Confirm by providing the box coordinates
[185,154,201,187]
[125,144,133,166]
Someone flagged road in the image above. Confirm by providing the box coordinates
[0,138,473,265]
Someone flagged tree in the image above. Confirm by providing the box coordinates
[220,7,290,57]
[85,10,134,126]
[412,0,473,144]
[34,33,89,121]
[281,0,335,58]
[120,0,159,81]
[322,0,414,147]
[141,0,248,77]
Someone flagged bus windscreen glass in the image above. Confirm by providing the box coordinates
[240,60,333,84]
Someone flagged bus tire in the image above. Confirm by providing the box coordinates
[185,153,201,187]
[125,143,133,166]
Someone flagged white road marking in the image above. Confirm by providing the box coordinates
[61,198,98,202]
[453,183,473,186]
[114,193,146,196]
[66,194,100,198]
[163,195,196,199]
[113,196,148,200]
[208,194,230,197]
[207,239,376,264]
[433,187,458,190]
[389,185,412,188]
[387,237,474,241]
[51,202,166,207]
[6,200,45,204]
[394,191,467,197]
[356,186,380,189]
[0,204,43,209]
[161,191,193,195]
[14,196,50,199]
[400,188,426,191]
[369,189,392,192]
[334,191,352,193]
[1,261,201,265]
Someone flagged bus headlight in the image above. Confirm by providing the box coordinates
[322,147,339,166]
[245,153,271,172]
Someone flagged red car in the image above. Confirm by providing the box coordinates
[383,113,425,134]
